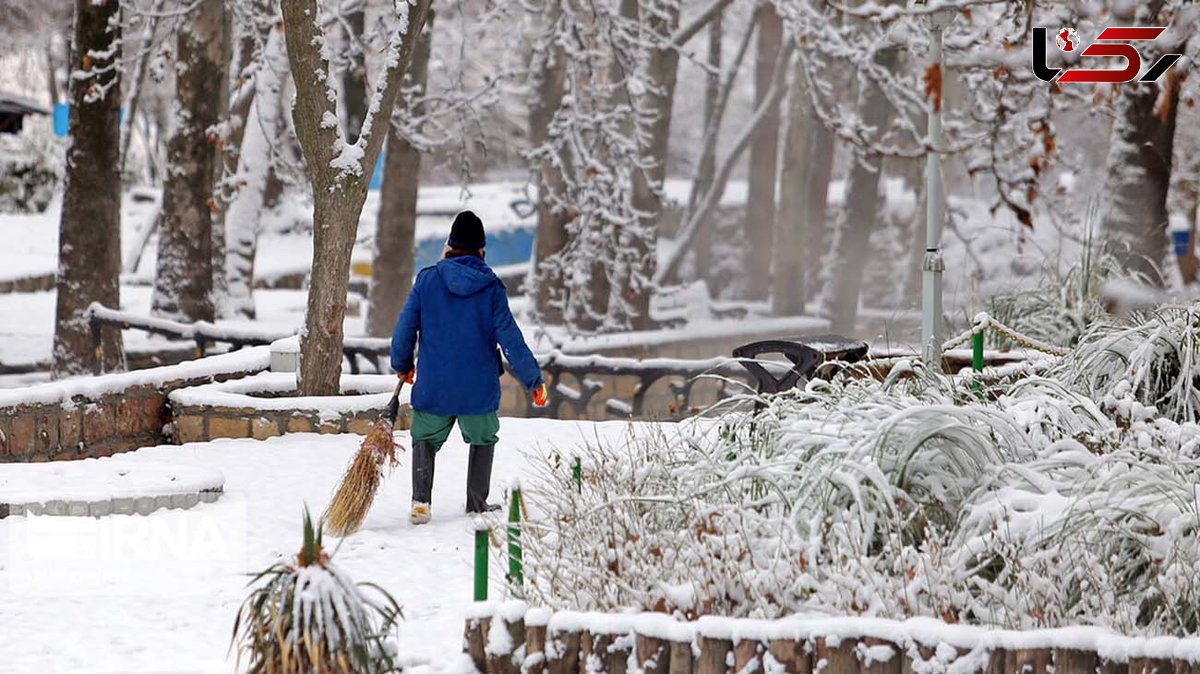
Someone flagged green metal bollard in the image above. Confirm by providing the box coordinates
[972,331,985,394]
[571,457,582,492]
[507,487,524,588]
[474,525,488,601]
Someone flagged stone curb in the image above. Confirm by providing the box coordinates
[0,486,222,519]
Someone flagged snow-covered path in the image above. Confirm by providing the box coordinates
[0,418,647,673]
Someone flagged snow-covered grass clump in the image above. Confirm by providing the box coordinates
[986,247,1126,349]
[520,361,1200,634]
[1056,303,1200,425]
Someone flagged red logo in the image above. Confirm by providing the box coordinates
[1056,27,1079,52]
[1033,26,1182,83]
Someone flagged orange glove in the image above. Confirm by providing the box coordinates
[398,369,414,384]
[532,383,549,407]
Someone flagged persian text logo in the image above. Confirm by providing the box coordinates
[1033,26,1182,83]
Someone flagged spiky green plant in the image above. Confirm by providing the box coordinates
[231,509,402,674]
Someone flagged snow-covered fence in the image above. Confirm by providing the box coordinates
[86,303,291,375]
[87,303,390,375]
[0,348,270,462]
[464,602,1200,674]
[166,372,410,443]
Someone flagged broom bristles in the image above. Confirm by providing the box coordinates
[323,417,402,537]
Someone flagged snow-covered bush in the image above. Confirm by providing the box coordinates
[231,510,402,674]
[520,362,1200,633]
[1056,303,1200,424]
[0,133,61,214]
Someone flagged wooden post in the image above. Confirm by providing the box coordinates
[816,637,858,674]
[986,649,1008,674]
[636,634,671,674]
[546,629,580,674]
[526,624,548,674]
[1130,659,1174,674]
[1172,660,1200,674]
[902,643,936,674]
[608,635,630,674]
[464,617,491,673]
[487,613,526,674]
[90,314,103,375]
[862,638,901,674]
[698,636,734,674]
[767,639,811,674]
[668,640,694,674]
[734,639,761,673]
[1054,650,1098,674]
[581,631,598,673]
[1097,659,1128,674]
[1009,649,1052,674]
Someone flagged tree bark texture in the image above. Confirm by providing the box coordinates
[54,0,125,377]
[365,11,435,338]
[625,0,682,329]
[342,7,368,142]
[530,13,571,325]
[225,23,288,320]
[151,0,227,322]
[282,0,431,396]
[212,20,258,317]
[743,5,784,301]
[827,46,899,335]
[772,57,815,317]
[1100,62,1180,283]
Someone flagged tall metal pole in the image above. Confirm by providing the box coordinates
[922,14,949,371]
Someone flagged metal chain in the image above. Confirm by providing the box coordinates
[870,312,1068,373]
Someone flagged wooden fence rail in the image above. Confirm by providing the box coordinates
[463,603,1200,674]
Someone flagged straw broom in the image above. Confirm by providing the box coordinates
[324,381,405,536]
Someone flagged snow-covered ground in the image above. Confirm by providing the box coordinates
[0,417,649,673]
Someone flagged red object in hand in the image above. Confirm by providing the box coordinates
[398,370,414,384]
[532,384,549,407]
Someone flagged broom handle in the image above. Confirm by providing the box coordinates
[383,380,403,423]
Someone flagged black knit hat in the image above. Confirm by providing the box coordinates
[447,210,486,250]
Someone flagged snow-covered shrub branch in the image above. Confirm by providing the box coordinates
[520,361,1200,633]
[525,0,663,332]
[1056,302,1200,424]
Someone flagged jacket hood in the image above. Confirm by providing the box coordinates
[436,256,498,297]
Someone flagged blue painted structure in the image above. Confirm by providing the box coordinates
[413,226,535,270]
[53,103,68,136]
[53,103,124,137]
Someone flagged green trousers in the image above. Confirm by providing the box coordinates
[410,409,500,452]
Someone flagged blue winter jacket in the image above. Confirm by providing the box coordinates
[390,256,544,416]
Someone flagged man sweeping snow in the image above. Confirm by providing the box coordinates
[390,210,549,525]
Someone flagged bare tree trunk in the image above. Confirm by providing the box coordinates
[1101,80,1179,283]
[365,12,434,338]
[225,23,288,320]
[151,0,227,322]
[826,47,899,335]
[282,0,431,396]
[342,5,368,142]
[529,10,571,325]
[54,0,125,377]
[800,113,835,304]
[623,1,682,329]
[690,10,723,216]
[119,0,165,181]
[771,56,812,316]
[743,5,783,301]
